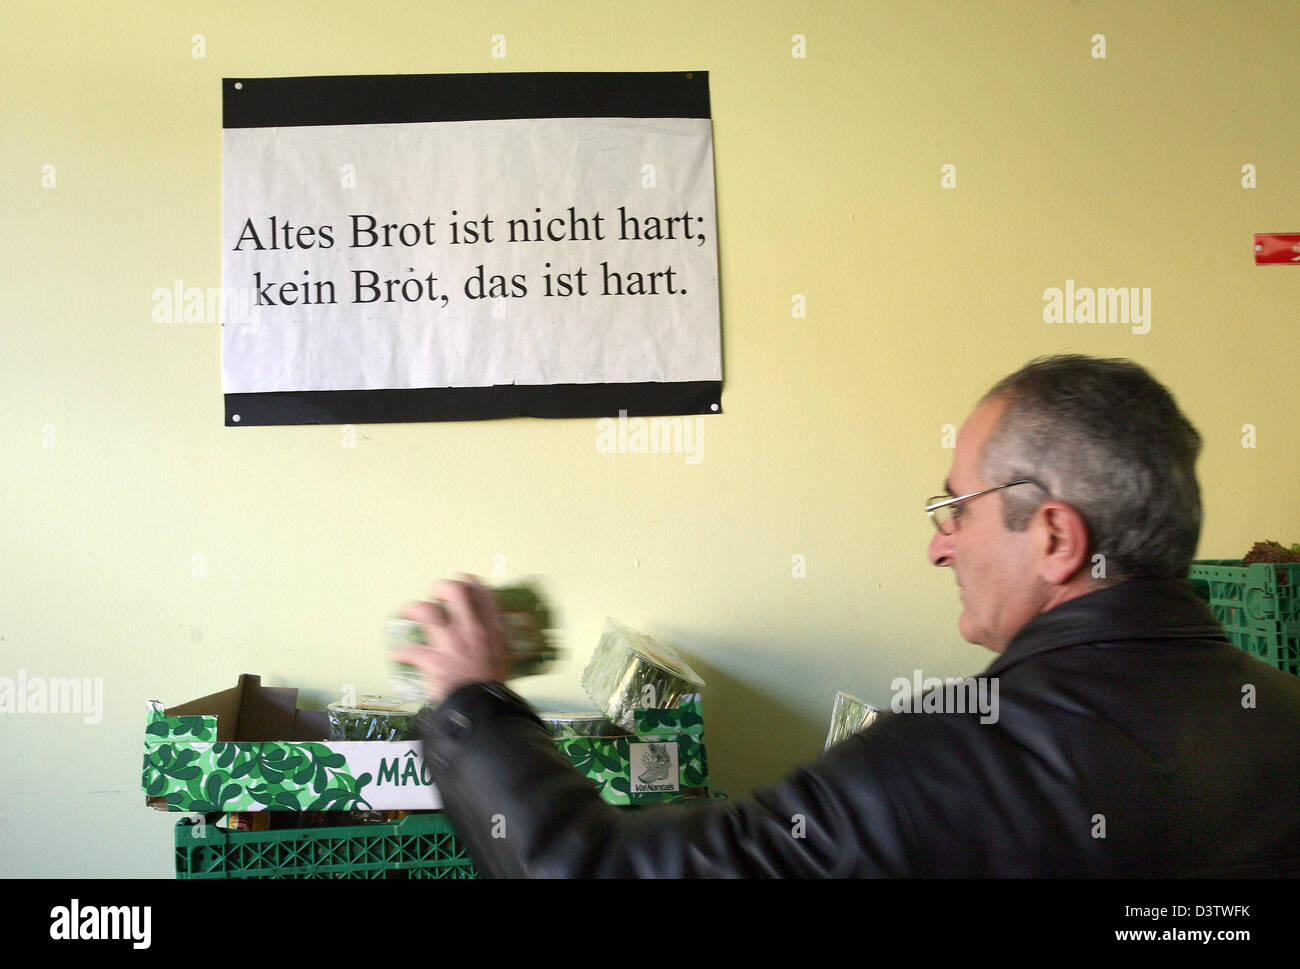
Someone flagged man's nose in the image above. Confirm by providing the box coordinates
[928,528,953,567]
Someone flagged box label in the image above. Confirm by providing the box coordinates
[629,741,680,794]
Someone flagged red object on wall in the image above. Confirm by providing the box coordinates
[1254,233,1300,265]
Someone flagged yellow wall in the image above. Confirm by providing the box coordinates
[1,1,1295,876]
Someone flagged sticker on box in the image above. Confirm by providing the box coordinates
[629,741,679,794]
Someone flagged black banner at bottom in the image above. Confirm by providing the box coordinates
[12,877,1288,954]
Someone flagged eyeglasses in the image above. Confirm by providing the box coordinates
[925,480,1039,535]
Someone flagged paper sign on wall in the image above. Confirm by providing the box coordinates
[221,72,722,426]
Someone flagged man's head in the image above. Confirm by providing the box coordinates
[928,354,1203,652]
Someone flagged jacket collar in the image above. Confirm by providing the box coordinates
[983,578,1227,677]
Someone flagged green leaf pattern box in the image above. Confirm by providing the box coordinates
[144,673,709,812]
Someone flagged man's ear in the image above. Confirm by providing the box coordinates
[1035,502,1092,585]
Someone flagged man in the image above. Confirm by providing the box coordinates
[397,354,1300,876]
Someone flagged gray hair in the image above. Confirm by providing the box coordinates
[978,355,1203,582]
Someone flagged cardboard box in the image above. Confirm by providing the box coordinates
[143,674,709,812]
[551,696,709,805]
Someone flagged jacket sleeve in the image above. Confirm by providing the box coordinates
[418,682,921,877]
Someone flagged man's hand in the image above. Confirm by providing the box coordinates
[393,574,512,704]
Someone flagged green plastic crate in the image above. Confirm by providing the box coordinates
[1189,560,1300,676]
[175,792,728,878]
[175,811,478,879]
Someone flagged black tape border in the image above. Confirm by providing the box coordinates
[223,71,711,128]
[224,381,721,426]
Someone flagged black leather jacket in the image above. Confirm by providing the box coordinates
[417,579,1300,877]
